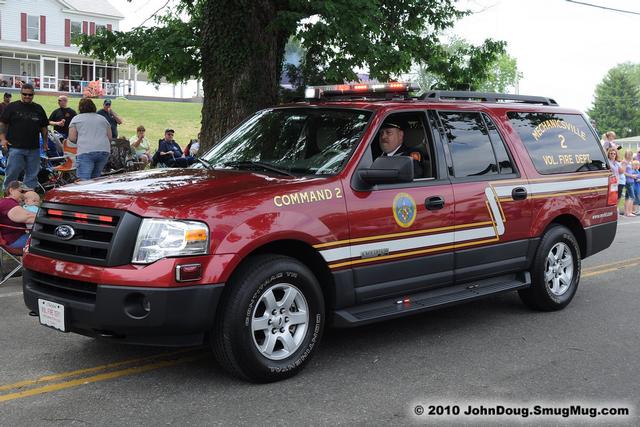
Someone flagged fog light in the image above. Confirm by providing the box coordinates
[124,293,151,319]
[176,263,202,282]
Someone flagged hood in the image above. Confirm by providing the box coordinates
[46,168,310,216]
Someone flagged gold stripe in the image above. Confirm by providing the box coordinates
[313,221,493,249]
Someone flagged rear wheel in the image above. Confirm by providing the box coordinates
[519,225,581,311]
[212,254,324,382]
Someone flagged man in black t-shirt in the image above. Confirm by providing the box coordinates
[97,99,123,139]
[48,95,76,137]
[0,84,47,190]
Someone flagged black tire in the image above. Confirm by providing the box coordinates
[519,225,581,311]
[212,254,325,382]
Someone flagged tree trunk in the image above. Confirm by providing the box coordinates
[200,0,288,151]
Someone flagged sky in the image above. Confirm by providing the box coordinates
[109,0,640,112]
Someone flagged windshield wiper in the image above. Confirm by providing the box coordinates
[194,157,215,170]
[223,161,295,177]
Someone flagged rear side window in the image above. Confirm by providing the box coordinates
[507,112,607,174]
[438,111,506,178]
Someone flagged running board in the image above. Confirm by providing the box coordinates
[332,272,531,327]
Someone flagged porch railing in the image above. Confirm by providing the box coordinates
[0,76,123,97]
[0,74,41,89]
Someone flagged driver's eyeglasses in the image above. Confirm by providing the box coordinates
[21,92,34,97]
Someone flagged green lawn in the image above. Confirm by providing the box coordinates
[34,94,203,151]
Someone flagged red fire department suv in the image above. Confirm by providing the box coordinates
[23,84,617,382]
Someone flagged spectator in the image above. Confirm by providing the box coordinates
[129,125,151,166]
[0,92,11,117]
[633,160,640,215]
[602,131,620,151]
[68,98,112,180]
[622,150,637,217]
[0,181,35,248]
[156,129,196,167]
[0,84,47,190]
[23,191,40,212]
[97,99,123,139]
[48,95,77,138]
[184,133,201,157]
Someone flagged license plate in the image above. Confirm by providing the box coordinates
[38,299,66,332]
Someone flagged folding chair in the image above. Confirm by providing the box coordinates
[52,138,78,184]
[0,224,25,286]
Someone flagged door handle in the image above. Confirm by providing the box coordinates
[425,196,445,210]
[512,187,528,200]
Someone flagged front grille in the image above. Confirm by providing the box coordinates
[27,269,97,302]
[29,202,142,267]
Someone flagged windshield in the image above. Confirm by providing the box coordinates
[200,108,371,175]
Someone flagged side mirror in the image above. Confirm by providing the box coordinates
[358,156,414,185]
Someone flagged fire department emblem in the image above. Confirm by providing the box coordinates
[392,193,417,228]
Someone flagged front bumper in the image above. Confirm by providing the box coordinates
[23,269,225,346]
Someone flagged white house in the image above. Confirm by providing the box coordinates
[0,0,131,96]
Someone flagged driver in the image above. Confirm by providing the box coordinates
[377,119,423,178]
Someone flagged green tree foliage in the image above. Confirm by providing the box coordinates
[79,0,506,149]
[588,64,640,138]
[416,37,517,91]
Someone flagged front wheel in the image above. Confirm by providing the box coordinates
[519,225,581,311]
[212,254,324,382]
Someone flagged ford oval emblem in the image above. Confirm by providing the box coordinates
[54,225,75,241]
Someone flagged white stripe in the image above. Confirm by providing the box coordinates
[320,246,351,262]
[528,177,608,194]
[484,187,505,235]
[319,225,498,263]
[455,226,496,242]
[494,177,608,197]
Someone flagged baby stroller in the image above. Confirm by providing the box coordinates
[103,138,143,175]
[37,136,77,192]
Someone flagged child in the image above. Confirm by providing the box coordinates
[23,191,40,214]
[634,160,640,215]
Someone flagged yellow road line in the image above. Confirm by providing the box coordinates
[0,348,198,392]
[582,256,640,275]
[583,261,640,278]
[0,353,206,403]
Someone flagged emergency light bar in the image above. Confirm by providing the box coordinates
[304,82,419,99]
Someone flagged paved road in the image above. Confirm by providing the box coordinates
[1,217,639,426]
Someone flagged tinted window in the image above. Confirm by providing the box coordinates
[483,114,514,174]
[507,112,607,174]
[438,111,497,177]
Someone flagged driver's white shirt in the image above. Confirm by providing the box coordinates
[383,145,402,157]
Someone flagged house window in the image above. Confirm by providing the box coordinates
[71,21,82,44]
[96,24,106,33]
[27,15,39,41]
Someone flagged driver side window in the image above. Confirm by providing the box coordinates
[371,112,435,179]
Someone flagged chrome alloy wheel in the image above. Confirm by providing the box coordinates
[251,283,309,361]
[544,242,574,296]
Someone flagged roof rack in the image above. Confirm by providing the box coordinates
[419,90,558,106]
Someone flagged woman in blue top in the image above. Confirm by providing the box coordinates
[622,150,637,216]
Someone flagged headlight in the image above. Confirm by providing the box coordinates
[132,219,209,264]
